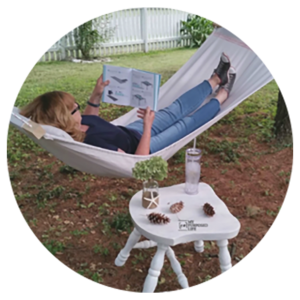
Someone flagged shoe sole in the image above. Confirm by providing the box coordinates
[222,53,231,85]
[222,52,231,64]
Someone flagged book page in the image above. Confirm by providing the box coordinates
[131,69,156,110]
[102,65,132,105]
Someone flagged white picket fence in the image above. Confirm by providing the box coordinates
[40,8,191,61]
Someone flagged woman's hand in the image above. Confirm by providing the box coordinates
[90,74,110,104]
[137,107,155,131]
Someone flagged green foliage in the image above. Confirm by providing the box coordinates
[180,14,214,48]
[93,245,110,256]
[59,165,78,174]
[43,240,65,255]
[173,148,186,163]
[91,272,103,283]
[205,140,240,163]
[71,229,89,236]
[110,212,132,232]
[38,185,65,200]
[74,15,115,59]
[204,275,212,282]
[77,268,103,283]
[7,127,44,165]
[132,156,168,181]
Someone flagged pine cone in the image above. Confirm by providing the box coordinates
[148,213,170,224]
[170,201,184,213]
[203,203,215,216]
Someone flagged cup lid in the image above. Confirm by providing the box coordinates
[186,148,202,157]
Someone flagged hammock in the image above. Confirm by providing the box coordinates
[10,28,273,178]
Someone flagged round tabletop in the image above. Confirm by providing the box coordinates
[129,183,241,246]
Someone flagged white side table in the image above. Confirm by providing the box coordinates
[115,183,241,293]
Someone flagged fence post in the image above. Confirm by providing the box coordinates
[60,35,68,60]
[141,8,148,53]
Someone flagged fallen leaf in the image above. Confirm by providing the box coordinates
[135,269,143,273]
[246,205,261,217]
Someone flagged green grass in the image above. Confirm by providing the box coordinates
[14,48,197,109]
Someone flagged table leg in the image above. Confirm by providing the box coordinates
[142,244,168,293]
[194,240,204,253]
[217,239,232,272]
[115,228,141,267]
[166,247,189,288]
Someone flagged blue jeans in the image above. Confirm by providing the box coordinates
[126,80,220,153]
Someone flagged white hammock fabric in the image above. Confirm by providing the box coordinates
[10,28,273,178]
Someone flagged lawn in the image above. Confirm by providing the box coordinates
[7,48,293,292]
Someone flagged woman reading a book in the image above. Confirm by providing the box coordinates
[20,53,236,155]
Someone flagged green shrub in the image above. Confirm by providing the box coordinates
[74,15,115,59]
[180,14,214,48]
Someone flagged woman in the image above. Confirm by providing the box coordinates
[20,53,236,155]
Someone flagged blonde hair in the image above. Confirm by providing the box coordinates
[20,91,86,142]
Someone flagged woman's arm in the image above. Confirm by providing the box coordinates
[134,107,155,155]
[83,75,110,116]
[135,127,152,155]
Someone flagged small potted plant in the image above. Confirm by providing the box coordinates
[132,156,168,209]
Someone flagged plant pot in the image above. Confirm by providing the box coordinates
[142,179,159,209]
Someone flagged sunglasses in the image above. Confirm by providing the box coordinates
[71,102,80,115]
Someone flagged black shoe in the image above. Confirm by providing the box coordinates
[220,67,236,97]
[212,52,231,85]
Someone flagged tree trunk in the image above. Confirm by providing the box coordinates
[274,90,292,144]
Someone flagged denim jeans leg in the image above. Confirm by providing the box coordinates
[126,80,212,136]
[150,99,220,153]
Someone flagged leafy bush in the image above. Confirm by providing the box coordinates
[180,14,214,48]
[74,15,115,59]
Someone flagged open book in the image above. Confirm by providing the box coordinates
[102,65,161,111]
